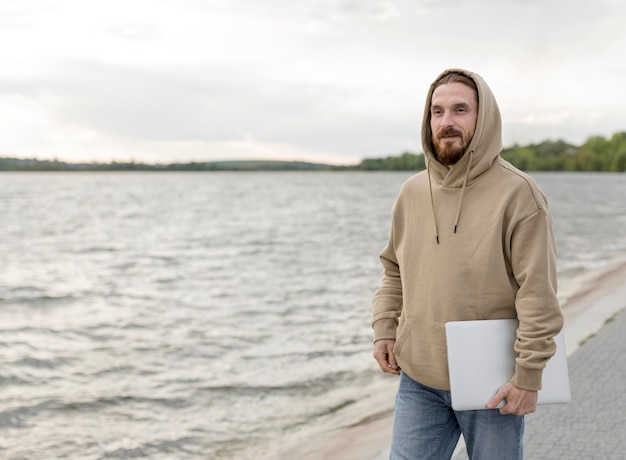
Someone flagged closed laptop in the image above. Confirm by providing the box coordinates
[445,319,571,411]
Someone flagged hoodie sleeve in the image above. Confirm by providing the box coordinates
[510,206,564,391]
[371,223,403,342]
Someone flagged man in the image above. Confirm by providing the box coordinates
[371,68,563,459]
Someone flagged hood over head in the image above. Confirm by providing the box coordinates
[422,68,503,187]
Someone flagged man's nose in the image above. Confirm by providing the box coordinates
[441,111,454,126]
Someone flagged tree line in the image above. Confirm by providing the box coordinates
[344,131,626,172]
[502,132,626,172]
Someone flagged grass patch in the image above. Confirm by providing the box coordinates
[578,308,623,347]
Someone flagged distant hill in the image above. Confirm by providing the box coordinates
[0,158,338,172]
[169,160,337,171]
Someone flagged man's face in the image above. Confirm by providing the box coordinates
[430,82,478,166]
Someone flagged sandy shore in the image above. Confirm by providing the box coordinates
[281,260,626,460]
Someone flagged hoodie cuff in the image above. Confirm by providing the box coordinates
[372,319,398,343]
[510,364,543,391]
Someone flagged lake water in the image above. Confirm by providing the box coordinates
[1,171,625,459]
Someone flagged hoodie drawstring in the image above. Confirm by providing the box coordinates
[427,161,440,244]
[453,150,473,234]
[428,150,473,244]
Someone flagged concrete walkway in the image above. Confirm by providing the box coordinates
[521,306,626,459]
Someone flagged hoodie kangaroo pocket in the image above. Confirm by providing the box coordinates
[394,318,413,358]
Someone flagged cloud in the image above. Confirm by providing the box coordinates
[0,58,420,162]
[0,0,625,162]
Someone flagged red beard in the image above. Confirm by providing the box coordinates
[432,127,467,166]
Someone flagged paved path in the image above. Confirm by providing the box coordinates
[521,306,626,459]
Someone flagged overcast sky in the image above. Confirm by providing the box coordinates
[1,0,625,164]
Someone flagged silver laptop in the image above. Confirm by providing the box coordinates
[445,319,571,411]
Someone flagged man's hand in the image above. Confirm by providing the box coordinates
[373,339,400,375]
[486,382,538,415]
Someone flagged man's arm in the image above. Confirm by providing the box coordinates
[371,224,403,373]
[509,208,563,391]
[495,204,563,414]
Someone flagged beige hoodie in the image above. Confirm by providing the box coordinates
[371,68,563,392]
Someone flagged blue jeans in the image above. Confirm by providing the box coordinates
[391,372,524,460]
